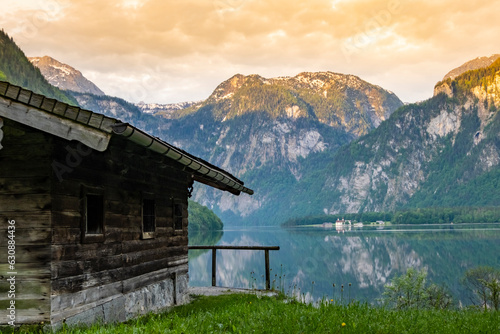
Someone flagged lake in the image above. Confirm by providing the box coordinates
[188,223,500,305]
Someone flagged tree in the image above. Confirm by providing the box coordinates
[461,266,500,311]
[426,283,454,310]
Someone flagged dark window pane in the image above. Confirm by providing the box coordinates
[86,194,103,234]
[143,199,156,233]
[174,203,183,230]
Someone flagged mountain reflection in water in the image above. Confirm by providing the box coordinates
[189,224,500,304]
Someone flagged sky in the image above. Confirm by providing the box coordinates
[1,0,500,104]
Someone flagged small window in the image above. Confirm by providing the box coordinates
[86,194,104,234]
[174,202,183,231]
[142,198,156,238]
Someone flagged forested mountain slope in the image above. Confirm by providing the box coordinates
[304,59,500,215]
[0,30,77,105]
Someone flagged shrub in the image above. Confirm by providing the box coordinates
[382,268,453,310]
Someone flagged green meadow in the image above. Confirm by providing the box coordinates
[4,293,499,334]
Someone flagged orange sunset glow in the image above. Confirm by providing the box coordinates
[2,0,500,103]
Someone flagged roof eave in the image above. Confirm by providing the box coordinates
[112,123,254,196]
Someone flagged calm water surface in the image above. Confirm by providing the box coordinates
[189,223,500,304]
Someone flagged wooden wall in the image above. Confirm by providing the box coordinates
[0,119,52,324]
[50,135,191,322]
[0,118,192,325]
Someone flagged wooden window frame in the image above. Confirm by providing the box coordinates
[81,186,105,243]
[173,200,184,233]
[142,193,156,239]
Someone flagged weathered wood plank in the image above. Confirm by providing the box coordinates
[0,263,51,279]
[106,200,141,217]
[52,243,122,262]
[51,195,80,214]
[103,213,141,229]
[0,279,50,298]
[120,237,187,256]
[0,177,50,195]
[122,264,187,293]
[51,281,122,311]
[0,228,51,246]
[1,119,50,142]
[50,178,82,196]
[59,156,190,193]
[50,260,84,279]
[50,294,121,324]
[0,143,52,158]
[120,258,170,279]
[120,238,174,254]
[5,85,20,100]
[51,227,81,245]
[0,194,51,211]
[51,269,123,295]
[122,246,187,267]
[0,304,50,325]
[0,160,51,178]
[0,245,50,262]
[51,211,81,228]
[0,213,50,229]
[51,254,124,279]
[119,254,189,280]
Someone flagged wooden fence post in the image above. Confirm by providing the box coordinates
[212,248,217,287]
[265,249,270,290]
[188,245,280,290]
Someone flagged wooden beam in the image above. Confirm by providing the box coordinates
[0,96,112,152]
[189,246,280,251]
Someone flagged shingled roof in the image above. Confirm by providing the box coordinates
[0,80,253,196]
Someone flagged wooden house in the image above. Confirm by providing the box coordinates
[0,81,253,327]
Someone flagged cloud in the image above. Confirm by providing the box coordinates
[2,0,500,103]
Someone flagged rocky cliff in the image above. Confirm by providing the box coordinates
[313,59,500,215]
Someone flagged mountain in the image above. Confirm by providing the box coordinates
[155,72,403,225]
[137,101,202,117]
[183,72,402,137]
[28,56,105,95]
[442,54,500,81]
[304,59,500,215]
[54,69,402,225]
[47,70,402,225]
[0,30,77,105]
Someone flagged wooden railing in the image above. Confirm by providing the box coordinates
[188,245,280,290]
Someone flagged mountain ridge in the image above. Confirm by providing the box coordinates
[442,54,500,81]
[137,100,202,117]
[189,71,403,138]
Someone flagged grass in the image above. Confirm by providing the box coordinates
[3,293,499,334]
